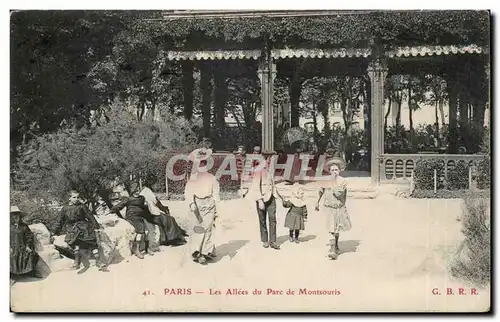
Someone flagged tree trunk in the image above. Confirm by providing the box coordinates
[213,72,227,129]
[435,101,441,145]
[395,99,401,129]
[136,98,146,121]
[384,97,392,133]
[289,76,302,128]
[312,103,319,148]
[468,104,472,128]
[230,109,242,127]
[435,101,439,126]
[200,64,212,138]
[447,80,459,153]
[474,101,486,128]
[182,61,194,120]
[408,87,413,133]
[395,95,402,137]
[317,87,330,150]
[438,99,445,127]
[150,98,156,121]
[459,91,468,126]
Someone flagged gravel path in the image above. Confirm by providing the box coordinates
[10,197,490,312]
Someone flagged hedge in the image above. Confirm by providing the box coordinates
[477,159,491,189]
[413,158,490,192]
[447,160,470,190]
[414,159,445,190]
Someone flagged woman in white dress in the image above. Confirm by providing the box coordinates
[315,158,352,260]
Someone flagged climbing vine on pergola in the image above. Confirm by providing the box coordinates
[139,10,490,51]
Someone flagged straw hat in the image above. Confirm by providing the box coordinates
[10,206,24,216]
[188,148,213,163]
[323,157,347,172]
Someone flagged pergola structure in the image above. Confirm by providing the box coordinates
[158,10,490,185]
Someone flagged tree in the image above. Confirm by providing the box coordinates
[10,11,138,153]
[425,74,448,145]
[386,75,407,137]
[300,77,328,151]
[88,22,188,123]
[407,75,427,134]
[12,101,197,212]
[226,77,261,126]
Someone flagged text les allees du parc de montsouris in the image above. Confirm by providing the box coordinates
[142,287,480,297]
[141,288,342,296]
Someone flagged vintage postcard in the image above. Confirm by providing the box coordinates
[9,9,491,312]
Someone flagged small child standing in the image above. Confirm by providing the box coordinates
[280,185,308,243]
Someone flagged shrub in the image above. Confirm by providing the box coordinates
[12,102,198,214]
[10,191,61,233]
[457,123,484,154]
[477,159,491,189]
[477,127,491,189]
[447,160,470,190]
[450,192,490,287]
[414,159,445,190]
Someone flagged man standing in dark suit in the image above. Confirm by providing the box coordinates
[249,159,281,250]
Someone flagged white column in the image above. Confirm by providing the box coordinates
[367,59,388,185]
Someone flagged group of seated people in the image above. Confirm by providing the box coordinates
[10,183,188,284]
[109,183,188,259]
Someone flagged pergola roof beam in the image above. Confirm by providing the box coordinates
[165,45,485,61]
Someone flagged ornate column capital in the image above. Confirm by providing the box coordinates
[367,59,388,82]
[270,62,277,83]
[258,64,270,74]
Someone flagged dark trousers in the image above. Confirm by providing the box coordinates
[256,196,277,243]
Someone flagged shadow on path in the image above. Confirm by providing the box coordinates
[338,240,360,253]
[276,234,317,246]
[211,240,249,263]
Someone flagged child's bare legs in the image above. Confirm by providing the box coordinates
[328,233,340,254]
[333,233,340,253]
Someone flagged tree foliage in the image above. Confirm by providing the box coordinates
[10,11,140,163]
[12,101,198,211]
[11,10,490,160]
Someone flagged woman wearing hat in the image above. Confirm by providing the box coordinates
[10,206,41,284]
[52,191,107,273]
[315,158,352,260]
[185,148,220,264]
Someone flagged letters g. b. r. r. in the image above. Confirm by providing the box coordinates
[432,288,478,295]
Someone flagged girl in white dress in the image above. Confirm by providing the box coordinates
[315,158,352,260]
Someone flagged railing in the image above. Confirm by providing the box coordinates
[379,154,486,182]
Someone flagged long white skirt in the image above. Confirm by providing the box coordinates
[190,197,216,256]
[324,205,352,234]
